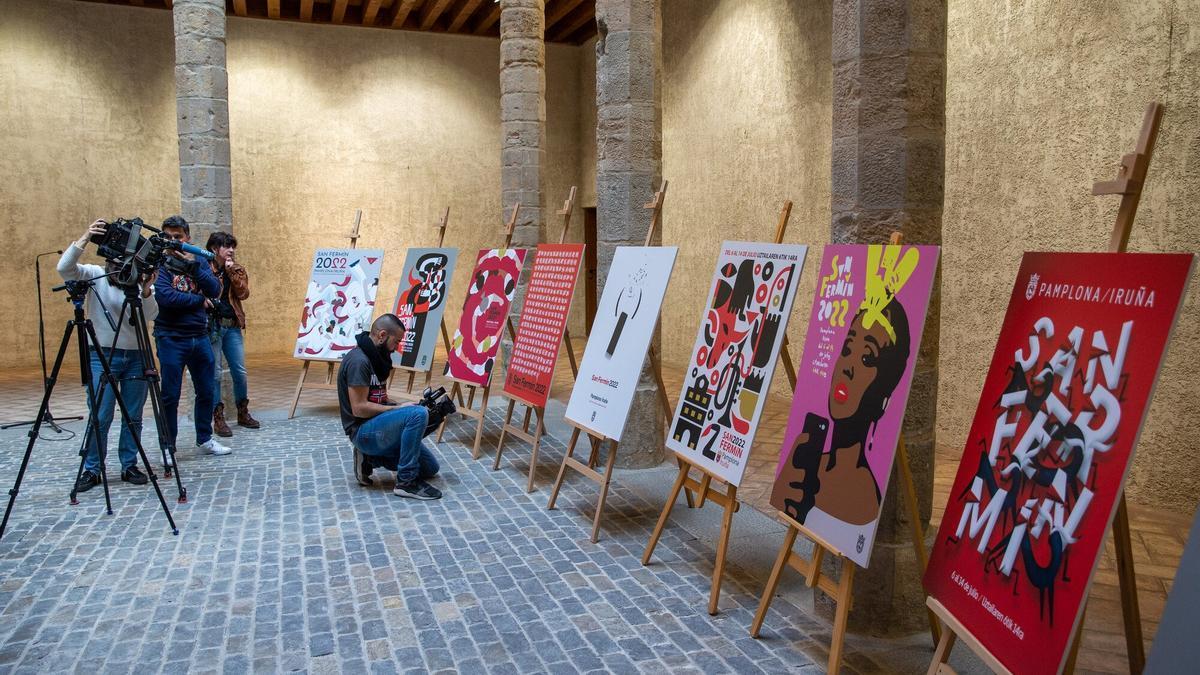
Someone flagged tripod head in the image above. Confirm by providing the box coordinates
[52,278,98,308]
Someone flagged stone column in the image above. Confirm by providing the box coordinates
[829,0,946,635]
[595,0,663,468]
[498,0,546,386]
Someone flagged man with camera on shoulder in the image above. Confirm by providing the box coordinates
[58,219,159,492]
[155,215,230,458]
[337,314,443,500]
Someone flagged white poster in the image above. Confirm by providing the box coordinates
[565,246,678,441]
[294,248,385,361]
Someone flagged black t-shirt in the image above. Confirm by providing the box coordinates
[337,347,390,438]
[216,269,237,320]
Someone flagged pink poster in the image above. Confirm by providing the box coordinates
[444,248,528,387]
[504,244,584,408]
[769,243,939,567]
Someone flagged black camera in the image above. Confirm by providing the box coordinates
[90,217,213,288]
[417,386,457,438]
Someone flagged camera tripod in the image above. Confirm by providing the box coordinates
[0,279,178,543]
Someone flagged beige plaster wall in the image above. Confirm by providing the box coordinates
[0,0,180,369]
[942,0,1200,514]
[660,0,832,394]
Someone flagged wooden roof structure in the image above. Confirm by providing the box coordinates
[75,0,598,44]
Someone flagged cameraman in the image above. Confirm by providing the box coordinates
[337,314,441,500]
[204,231,259,437]
[154,215,230,457]
[58,219,158,491]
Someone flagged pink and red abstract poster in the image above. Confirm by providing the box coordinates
[769,244,939,567]
[924,252,1193,675]
[504,244,584,408]
[444,248,528,388]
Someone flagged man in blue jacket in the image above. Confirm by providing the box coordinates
[155,215,232,458]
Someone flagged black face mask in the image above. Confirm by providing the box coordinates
[354,331,392,382]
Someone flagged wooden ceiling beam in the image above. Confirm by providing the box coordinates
[548,2,591,42]
[300,0,314,21]
[389,0,420,28]
[232,0,247,17]
[447,0,484,33]
[419,0,455,30]
[267,0,280,19]
[546,0,585,32]
[332,0,349,23]
[362,0,383,25]
[472,2,500,34]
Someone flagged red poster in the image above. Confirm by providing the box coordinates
[924,252,1193,675]
[503,244,584,407]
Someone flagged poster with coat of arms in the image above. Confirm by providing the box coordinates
[391,247,457,371]
[444,248,528,387]
[666,241,807,486]
[294,248,385,361]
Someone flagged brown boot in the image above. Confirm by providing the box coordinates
[213,402,233,437]
[237,399,261,429]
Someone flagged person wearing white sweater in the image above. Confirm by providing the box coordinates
[57,220,159,493]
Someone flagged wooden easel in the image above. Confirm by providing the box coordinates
[640,201,802,616]
[926,102,1162,675]
[288,209,364,419]
[547,179,695,543]
[493,187,583,492]
[388,207,460,403]
[436,203,523,459]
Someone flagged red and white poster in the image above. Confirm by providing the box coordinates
[924,252,1193,675]
[503,244,584,408]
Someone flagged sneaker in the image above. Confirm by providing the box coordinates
[163,451,175,468]
[121,466,149,485]
[198,438,232,456]
[74,470,101,493]
[353,446,374,487]
[393,479,441,500]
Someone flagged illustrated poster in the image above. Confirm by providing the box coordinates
[666,241,807,486]
[924,252,1193,675]
[444,248,528,387]
[565,246,678,441]
[391,247,458,371]
[294,248,385,361]
[769,244,939,567]
[503,244,585,408]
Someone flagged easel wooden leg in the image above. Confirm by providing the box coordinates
[1112,494,1145,672]
[751,524,799,638]
[288,361,311,419]
[493,399,517,471]
[927,628,957,675]
[1064,607,1087,674]
[897,439,941,646]
[591,439,618,543]
[827,561,856,675]
[436,382,460,442]
[696,474,713,508]
[471,386,489,459]
[708,485,737,615]
[678,457,696,508]
[642,462,689,565]
[526,410,544,493]
[547,427,581,511]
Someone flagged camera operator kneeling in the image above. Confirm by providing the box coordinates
[337,314,441,500]
[58,220,159,491]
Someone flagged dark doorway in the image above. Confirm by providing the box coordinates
[583,207,598,335]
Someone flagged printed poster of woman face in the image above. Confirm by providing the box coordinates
[444,248,528,387]
[769,243,939,567]
[665,241,808,486]
[923,252,1193,675]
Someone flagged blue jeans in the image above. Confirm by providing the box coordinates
[210,324,248,402]
[155,335,216,446]
[352,406,439,484]
[82,348,147,473]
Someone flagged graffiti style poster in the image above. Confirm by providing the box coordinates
[924,252,1193,675]
[444,248,528,387]
[294,248,385,361]
[565,246,678,440]
[769,244,939,567]
[666,242,807,486]
[504,244,585,408]
[391,247,457,371]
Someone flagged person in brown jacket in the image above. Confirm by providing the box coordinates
[205,231,260,436]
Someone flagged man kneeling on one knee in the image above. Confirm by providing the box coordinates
[337,314,441,500]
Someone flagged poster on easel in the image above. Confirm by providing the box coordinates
[444,248,528,387]
[391,247,457,371]
[924,252,1193,675]
[294,248,385,361]
[565,246,678,440]
[503,243,585,407]
[769,243,939,567]
[666,241,807,486]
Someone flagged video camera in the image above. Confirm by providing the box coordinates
[90,217,214,289]
[417,386,457,438]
